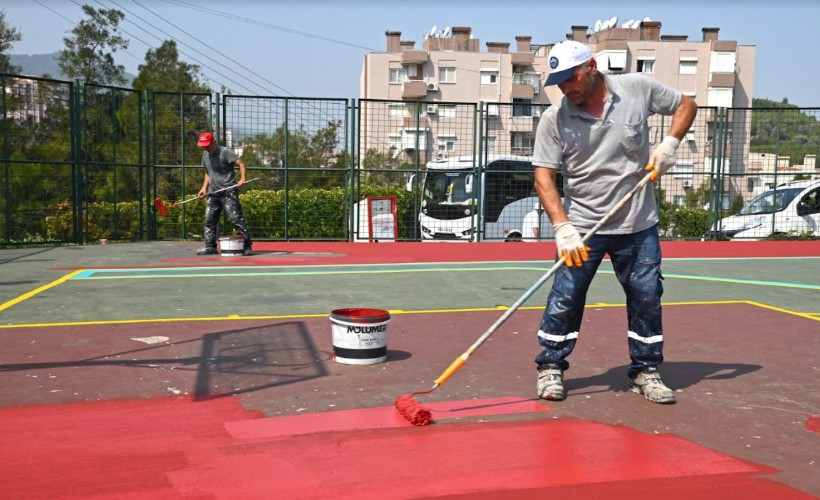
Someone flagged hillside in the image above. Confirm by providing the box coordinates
[9,52,135,84]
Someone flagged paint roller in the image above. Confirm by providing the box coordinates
[395,171,655,426]
[154,178,259,217]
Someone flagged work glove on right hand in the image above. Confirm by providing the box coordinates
[553,222,589,268]
[645,136,681,182]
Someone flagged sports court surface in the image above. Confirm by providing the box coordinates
[1,240,818,499]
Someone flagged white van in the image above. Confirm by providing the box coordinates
[709,179,820,240]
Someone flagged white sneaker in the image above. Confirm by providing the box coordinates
[537,364,565,401]
[629,367,676,404]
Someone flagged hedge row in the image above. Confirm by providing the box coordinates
[42,186,738,242]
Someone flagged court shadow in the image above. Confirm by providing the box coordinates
[195,321,331,400]
[565,361,762,394]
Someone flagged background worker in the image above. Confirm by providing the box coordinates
[522,202,546,241]
[532,40,697,404]
[196,131,253,256]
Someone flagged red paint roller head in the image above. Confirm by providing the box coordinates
[395,395,432,426]
[154,198,169,217]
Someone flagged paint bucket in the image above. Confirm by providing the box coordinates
[330,308,391,365]
[218,235,244,256]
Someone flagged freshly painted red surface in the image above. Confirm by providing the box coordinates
[808,415,820,433]
[1,396,815,499]
[51,240,820,270]
[227,397,550,438]
[244,240,820,260]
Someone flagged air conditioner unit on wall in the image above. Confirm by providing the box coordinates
[427,83,439,92]
[436,152,447,160]
[682,180,692,188]
[426,104,438,114]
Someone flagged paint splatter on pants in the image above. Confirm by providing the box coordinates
[535,225,664,378]
[202,190,252,249]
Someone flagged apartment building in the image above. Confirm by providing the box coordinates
[360,20,756,201]
[3,77,49,123]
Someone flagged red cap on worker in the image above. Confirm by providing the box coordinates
[197,132,214,147]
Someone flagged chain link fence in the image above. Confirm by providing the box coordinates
[2,72,818,246]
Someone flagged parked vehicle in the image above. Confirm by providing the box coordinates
[708,179,820,240]
[408,155,562,241]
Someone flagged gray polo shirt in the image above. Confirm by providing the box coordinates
[202,146,238,193]
[533,73,681,234]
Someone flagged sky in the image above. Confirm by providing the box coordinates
[3,0,819,107]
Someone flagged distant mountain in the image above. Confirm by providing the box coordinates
[9,52,135,84]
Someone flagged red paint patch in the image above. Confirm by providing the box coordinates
[0,396,814,499]
[227,397,549,438]
[807,415,820,433]
[174,419,779,499]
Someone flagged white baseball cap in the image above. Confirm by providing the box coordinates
[545,40,593,86]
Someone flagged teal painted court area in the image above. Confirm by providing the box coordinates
[0,241,818,498]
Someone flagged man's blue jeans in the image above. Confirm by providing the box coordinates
[535,225,664,378]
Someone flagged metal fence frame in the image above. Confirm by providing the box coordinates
[1,72,818,246]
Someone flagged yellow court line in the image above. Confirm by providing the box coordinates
[0,269,84,313]
[1,299,816,329]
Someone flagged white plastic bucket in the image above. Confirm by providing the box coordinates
[218,236,244,256]
[330,308,391,365]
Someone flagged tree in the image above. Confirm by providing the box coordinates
[58,5,128,85]
[0,9,22,74]
[750,97,819,166]
[128,41,212,205]
[132,40,209,93]
[240,121,347,189]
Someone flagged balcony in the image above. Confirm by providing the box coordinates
[709,72,735,88]
[511,52,534,66]
[402,80,428,100]
[401,50,428,65]
[511,73,540,97]
[510,115,536,130]
[511,83,535,98]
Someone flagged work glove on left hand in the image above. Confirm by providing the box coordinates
[645,136,681,182]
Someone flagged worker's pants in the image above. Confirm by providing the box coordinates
[535,225,664,377]
[203,190,252,249]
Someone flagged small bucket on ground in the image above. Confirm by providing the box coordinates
[330,308,391,365]
[218,235,244,256]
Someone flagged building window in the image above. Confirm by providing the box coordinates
[512,98,533,117]
[672,162,694,179]
[637,59,654,73]
[707,88,733,107]
[388,103,406,119]
[437,135,456,152]
[485,136,496,153]
[401,128,428,150]
[439,104,456,119]
[486,102,500,117]
[709,52,735,73]
[679,60,697,75]
[511,133,534,155]
[439,67,456,83]
[480,70,499,84]
[388,134,401,156]
[389,68,406,84]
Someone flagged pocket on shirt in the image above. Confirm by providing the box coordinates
[621,120,647,158]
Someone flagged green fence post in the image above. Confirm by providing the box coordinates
[1,74,7,244]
